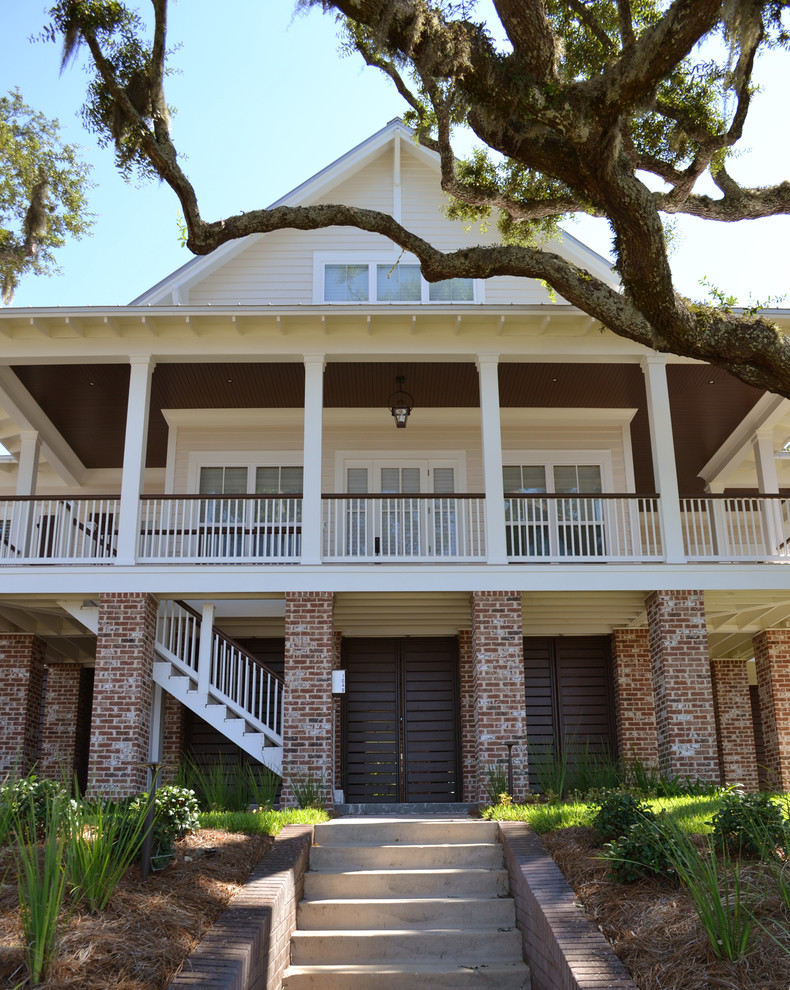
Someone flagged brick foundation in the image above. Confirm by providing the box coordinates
[88,593,158,796]
[610,629,659,767]
[646,590,720,783]
[281,592,334,808]
[459,629,476,802]
[754,629,790,791]
[471,591,527,801]
[0,634,46,776]
[710,658,759,790]
[39,663,83,781]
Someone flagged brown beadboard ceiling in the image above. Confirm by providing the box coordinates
[10,361,764,492]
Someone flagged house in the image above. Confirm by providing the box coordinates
[1,118,789,806]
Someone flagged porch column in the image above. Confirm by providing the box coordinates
[15,429,41,496]
[753,629,790,791]
[88,593,158,796]
[39,663,83,781]
[117,356,155,565]
[610,628,659,767]
[301,355,325,565]
[753,430,780,494]
[471,591,527,801]
[0,634,46,775]
[281,592,334,808]
[710,658,759,790]
[641,356,685,563]
[476,355,508,564]
[646,590,720,782]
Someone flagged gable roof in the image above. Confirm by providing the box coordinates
[132,119,618,307]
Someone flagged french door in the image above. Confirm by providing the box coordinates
[342,638,461,803]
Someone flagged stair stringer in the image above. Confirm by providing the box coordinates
[153,652,283,775]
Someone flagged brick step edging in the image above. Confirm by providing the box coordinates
[498,821,638,990]
[167,823,313,990]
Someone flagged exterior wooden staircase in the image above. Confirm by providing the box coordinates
[153,600,284,774]
[282,818,531,988]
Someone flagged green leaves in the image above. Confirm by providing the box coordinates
[0,89,93,303]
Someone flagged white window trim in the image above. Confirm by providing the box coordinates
[188,450,303,494]
[502,450,614,492]
[313,252,482,305]
[335,451,468,493]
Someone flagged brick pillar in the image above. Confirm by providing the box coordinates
[281,592,334,809]
[88,593,158,797]
[459,629,476,802]
[159,691,186,783]
[0,634,46,776]
[39,663,83,781]
[471,591,527,802]
[646,590,720,783]
[754,629,790,791]
[710,658,758,790]
[610,628,659,767]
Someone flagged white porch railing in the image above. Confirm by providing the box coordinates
[321,494,487,561]
[155,599,283,746]
[0,497,119,562]
[138,496,302,563]
[504,494,663,562]
[681,495,790,561]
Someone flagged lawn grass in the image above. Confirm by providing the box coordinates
[198,807,330,834]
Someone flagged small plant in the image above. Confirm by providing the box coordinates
[13,789,70,984]
[592,791,657,842]
[711,790,790,857]
[497,792,513,807]
[179,757,250,812]
[65,794,154,912]
[1,773,67,833]
[528,743,568,799]
[290,771,325,810]
[246,764,281,810]
[130,784,200,867]
[659,819,756,961]
[483,763,508,805]
[602,817,676,883]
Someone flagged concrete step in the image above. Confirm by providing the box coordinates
[313,819,498,846]
[297,896,516,931]
[289,927,525,966]
[335,803,476,816]
[303,867,509,900]
[282,961,531,989]
[308,841,504,872]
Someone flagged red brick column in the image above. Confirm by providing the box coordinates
[281,592,334,808]
[88,593,158,797]
[459,629,476,802]
[710,658,758,790]
[159,690,186,783]
[646,590,719,783]
[0,634,46,775]
[610,629,659,767]
[754,630,790,791]
[471,591,527,802]
[39,663,83,781]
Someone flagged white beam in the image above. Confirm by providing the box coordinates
[0,366,85,486]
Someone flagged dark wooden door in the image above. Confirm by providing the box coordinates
[343,637,460,803]
[524,636,615,790]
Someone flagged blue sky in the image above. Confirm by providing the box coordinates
[2,2,788,309]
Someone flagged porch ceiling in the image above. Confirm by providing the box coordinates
[8,361,764,493]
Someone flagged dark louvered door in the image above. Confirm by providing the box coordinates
[343,638,460,803]
[524,636,615,789]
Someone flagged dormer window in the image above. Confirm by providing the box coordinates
[319,258,477,304]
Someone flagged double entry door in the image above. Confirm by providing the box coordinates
[342,637,461,803]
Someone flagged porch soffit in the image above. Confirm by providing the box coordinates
[7,361,764,494]
[333,592,472,636]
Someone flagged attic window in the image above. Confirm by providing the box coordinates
[321,261,475,304]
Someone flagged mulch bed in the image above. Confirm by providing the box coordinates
[0,829,272,989]
[544,826,790,990]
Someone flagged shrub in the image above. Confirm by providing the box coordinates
[1,774,67,833]
[711,790,790,857]
[591,791,657,842]
[602,817,676,884]
[483,763,508,805]
[290,772,325,810]
[130,784,199,867]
